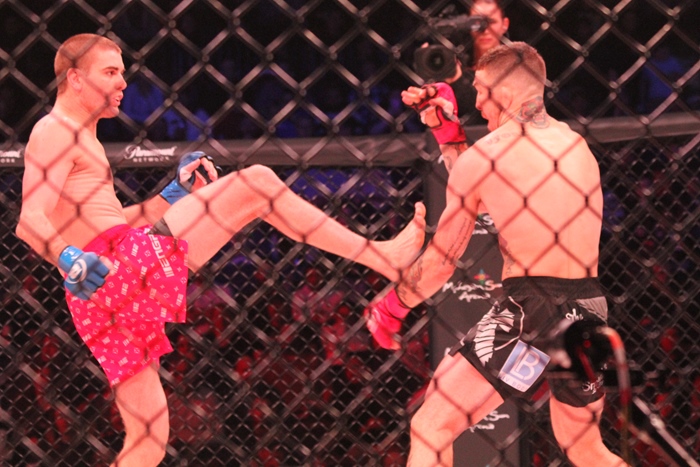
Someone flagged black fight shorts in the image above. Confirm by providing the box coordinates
[451,276,608,407]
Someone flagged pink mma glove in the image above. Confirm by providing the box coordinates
[411,83,466,145]
[364,289,411,350]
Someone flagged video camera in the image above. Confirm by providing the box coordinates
[413,11,495,82]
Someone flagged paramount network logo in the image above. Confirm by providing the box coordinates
[123,145,178,162]
[0,149,23,164]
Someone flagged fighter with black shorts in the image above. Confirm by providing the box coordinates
[452,276,608,407]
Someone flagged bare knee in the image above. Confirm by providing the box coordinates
[114,366,170,467]
[410,399,462,440]
[237,164,283,193]
[550,397,624,466]
[120,414,169,467]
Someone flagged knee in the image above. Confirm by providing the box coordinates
[123,415,169,466]
[238,164,282,192]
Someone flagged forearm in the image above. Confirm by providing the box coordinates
[123,195,171,227]
[16,211,68,266]
[395,242,457,307]
[438,142,468,173]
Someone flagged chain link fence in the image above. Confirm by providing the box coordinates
[1,0,699,466]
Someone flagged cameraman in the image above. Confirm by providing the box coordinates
[415,0,510,126]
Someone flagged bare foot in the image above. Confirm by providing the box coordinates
[374,202,426,282]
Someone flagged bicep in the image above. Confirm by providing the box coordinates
[430,177,480,267]
[398,153,485,304]
[21,135,75,215]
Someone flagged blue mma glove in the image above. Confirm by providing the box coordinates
[159,151,218,204]
[58,246,110,300]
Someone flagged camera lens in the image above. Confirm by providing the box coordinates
[413,45,457,81]
[428,51,446,71]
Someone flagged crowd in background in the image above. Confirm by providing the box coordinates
[1,2,699,143]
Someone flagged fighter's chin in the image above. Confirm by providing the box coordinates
[103,107,121,119]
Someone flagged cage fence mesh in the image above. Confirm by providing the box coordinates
[0,0,699,466]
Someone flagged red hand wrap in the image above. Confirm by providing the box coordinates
[414,83,466,145]
[364,289,411,350]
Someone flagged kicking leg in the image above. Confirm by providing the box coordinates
[549,396,628,466]
[110,364,169,467]
[408,353,504,467]
[163,165,425,279]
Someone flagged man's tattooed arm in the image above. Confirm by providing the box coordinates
[443,219,471,266]
[398,256,424,305]
[397,218,472,305]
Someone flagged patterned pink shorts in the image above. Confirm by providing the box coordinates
[65,224,189,386]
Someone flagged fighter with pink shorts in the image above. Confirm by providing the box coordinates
[65,223,188,386]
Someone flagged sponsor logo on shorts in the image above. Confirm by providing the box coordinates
[473,214,498,235]
[582,374,604,394]
[468,410,511,432]
[121,284,128,295]
[149,236,175,278]
[566,308,584,321]
[118,357,129,366]
[498,340,550,392]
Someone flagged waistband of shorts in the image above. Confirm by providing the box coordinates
[502,276,603,299]
[83,224,133,255]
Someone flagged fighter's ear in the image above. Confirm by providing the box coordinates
[497,85,513,111]
[66,67,83,91]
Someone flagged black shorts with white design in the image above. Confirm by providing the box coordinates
[451,276,608,408]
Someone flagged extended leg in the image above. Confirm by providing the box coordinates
[110,364,169,467]
[163,165,425,279]
[408,353,504,467]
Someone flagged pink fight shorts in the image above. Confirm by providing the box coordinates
[65,224,189,386]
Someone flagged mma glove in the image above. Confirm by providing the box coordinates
[364,289,412,350]
[411,83,467,145]
[58,246,110,300]
[160,151,219,204]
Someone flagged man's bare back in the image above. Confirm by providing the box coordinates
[469,118,603,279]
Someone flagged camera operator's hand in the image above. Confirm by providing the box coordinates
[402,83,466,145]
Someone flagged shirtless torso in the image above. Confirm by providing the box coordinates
[470,118,603,279]
[24,113,126,251]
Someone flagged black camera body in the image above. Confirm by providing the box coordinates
[413,14,494,82]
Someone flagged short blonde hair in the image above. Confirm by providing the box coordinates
[54,34,121,94]
[476,42,546,90]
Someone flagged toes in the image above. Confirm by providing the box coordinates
[413,202,427,228]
